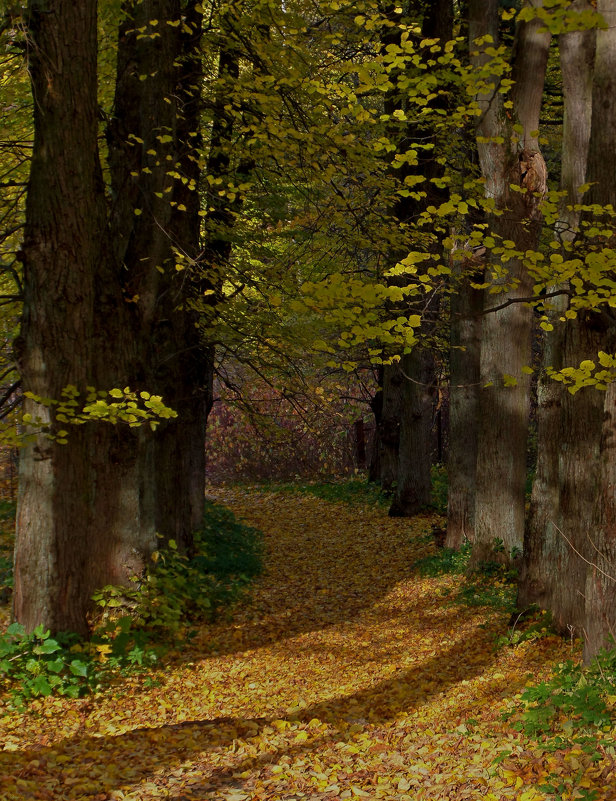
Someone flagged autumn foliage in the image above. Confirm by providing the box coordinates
[1,488,614,800]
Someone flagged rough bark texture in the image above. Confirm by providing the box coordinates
[518,5,596,630]
[389,349,437,516]
[469,0,550,566]
[587,383,616,658]
[520,1,616,660]
[583,0,616,660]
[519,322,605,632]
[446,250,483,549]
[14,1,150,634]
[380,0,451,513]
[108,0,208,552]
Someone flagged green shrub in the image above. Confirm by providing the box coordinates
[413,539,517,613]
[517,645,616,741]
[1,499,263,706]
[93,499,263,637]
[0,623,93,708]
[413,541,472,577]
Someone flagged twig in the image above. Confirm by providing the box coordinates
[553,523,616,583]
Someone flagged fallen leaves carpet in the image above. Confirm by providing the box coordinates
[0,488,613,800]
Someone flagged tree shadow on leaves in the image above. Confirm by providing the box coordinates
[190,490,441,658]
[0,624,526,801]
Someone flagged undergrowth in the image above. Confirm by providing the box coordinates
[501,644,616,800]
[0,499,263,708]
[413,539,517,614]
[267,477,391,507]
[263,467,449,512]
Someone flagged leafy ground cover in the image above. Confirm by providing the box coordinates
[0,488,614,800]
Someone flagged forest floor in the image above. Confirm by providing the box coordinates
[1,488,614,801]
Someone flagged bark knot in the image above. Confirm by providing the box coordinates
[518,149,547,219]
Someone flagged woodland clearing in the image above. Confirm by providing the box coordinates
[0,488,613,801]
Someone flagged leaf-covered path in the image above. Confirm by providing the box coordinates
[0,489,609,800]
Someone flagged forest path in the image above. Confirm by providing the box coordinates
[0,489,588,800]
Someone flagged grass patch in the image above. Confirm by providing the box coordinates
[430,464,448,515]
[413,541,472,577]
[265,477,391,507]
[413,540,517,614]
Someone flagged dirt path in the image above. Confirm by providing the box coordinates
[0,490,592,800]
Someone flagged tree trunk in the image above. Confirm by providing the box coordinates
[379,362,404,493]
[446,249,483,549]
[389,348,437,516]
[381,0,452,513]
[469,0,550,566]
[518,3,596,628]
[519,321,605,632]
[368,367,383,483]
[14,0,150,635]
[108,0,208,553]
[582,0,616,660]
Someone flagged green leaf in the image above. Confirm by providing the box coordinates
[6,622,25,638]
[31,675,52,696]
[69,659,88,677]
[33,639,60,655]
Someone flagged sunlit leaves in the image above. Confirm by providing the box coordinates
[1,488,603,801]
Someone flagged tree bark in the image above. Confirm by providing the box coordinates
[582,0,616,660]
[518,2,596,629]
[108,0,208,553]
[469,0,550,566]
[381,0,452,514]
[14,0,150,634]
[446,249,483,549]
[378,363,404,493]
[389,348,437,516]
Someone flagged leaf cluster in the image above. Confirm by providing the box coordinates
[517,648,616,742]
[0,623,95,709]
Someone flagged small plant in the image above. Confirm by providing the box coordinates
[457,545,518,613]
[0,623,92,708]
[92,500,263,638]
[413,541,472,577]
[413,538,517,614]
[497,607,554,648]
[497,643,616,798]
[517,645,616,741]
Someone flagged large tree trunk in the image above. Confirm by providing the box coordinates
[518,3,596,630]
[108,0,208,553]
[469,0,550,566]
[14,0,149,634]
[446,248,483,549]
[381,0,452,513]
[519,321,605,632]
[582,0,616,660]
